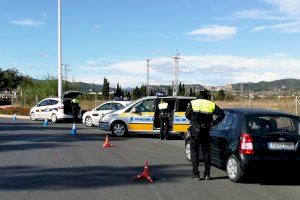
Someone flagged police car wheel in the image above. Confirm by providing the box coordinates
[112,122,127,137]
[226,155,244,182]
[30,113,37,121]
[85,116,94,127]
[51,114,57,123]
[185,141,192,162]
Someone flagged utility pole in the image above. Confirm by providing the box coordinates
[173,50,180,96]
[146,59,150,96]
[62,64,71,90]
[240,83,243,99]
[58,0,63,98]
[295,96,299,115]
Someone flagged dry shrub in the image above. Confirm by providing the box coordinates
[216,99,297,115]
[0,106,30,116]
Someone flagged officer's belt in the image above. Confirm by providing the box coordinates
[192,110,213,114]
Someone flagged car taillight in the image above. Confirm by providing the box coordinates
[239,133,254,155]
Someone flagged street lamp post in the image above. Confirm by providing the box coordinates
[58,0,63,99]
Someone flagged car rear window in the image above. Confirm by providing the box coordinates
[246,114,300,136]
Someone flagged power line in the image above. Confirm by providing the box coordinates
[62,64,71,82]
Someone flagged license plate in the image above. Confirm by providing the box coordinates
[267,142,295,150]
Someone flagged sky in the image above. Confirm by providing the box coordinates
[1,0,300,87]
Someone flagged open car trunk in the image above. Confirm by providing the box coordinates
[62,90,83,115]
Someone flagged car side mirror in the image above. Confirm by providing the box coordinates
[130,107,137,113]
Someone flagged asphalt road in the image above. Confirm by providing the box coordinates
[0,117,300,200]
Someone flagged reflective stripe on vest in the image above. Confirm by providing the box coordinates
[191,99,215,114]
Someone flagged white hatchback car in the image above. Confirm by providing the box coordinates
[82,101,131,127]
[29,90,83,123]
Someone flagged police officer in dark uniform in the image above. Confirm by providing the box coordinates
[185,89,225,180]
[71,97,80,122]
[158,99,170,140]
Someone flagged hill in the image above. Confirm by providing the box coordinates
[232,79,300,92]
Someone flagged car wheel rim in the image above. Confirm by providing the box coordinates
[30,113,36,120]
[85,117,93,126]
[227,158,238,180]
[113,124,125,136]
[186,143,191,160]
[52,114,57,122]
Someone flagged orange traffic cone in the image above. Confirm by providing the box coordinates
[133,161,154,183]
[102,135,113,148]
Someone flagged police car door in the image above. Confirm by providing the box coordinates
[94,102,113,124]
[173,98,193,133]
[35,99,49,119]
[129,98,156,132]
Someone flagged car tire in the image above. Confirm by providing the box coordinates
[30,112,37,121]
[185,140,192,162]
[85,116,94,127]
[51,114,58,123]
[226,155,244,182]
[111,121,127,137]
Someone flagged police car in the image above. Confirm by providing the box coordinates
[99,96,195,137]
[29,90,83,123]
[82,100,131,127]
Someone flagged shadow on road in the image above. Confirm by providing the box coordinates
[0,143,70,153]
[0,164,191,190]
[241,166,300,186]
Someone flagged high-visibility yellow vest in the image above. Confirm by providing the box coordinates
[191,99,215,114]
[72,98,80,104]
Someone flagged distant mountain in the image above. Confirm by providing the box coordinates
[232,79,300,92]
[75,82,102,93]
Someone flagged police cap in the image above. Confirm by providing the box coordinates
[198,89,211,100]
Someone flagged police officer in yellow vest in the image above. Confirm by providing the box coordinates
[185,89,225,180]
[71,97,80,122]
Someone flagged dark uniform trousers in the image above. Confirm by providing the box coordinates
[190,125,211,176]
[159,111,169,139]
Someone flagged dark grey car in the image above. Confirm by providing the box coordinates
[185,108,300,182]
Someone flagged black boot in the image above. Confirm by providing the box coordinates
[189,173,200,179]
[203,171,211,180]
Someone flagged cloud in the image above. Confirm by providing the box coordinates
[10,19,44,26]
[252,21,300,32]
[186,25,237,42]
[73,54,300,86]
[231,9,288,20]
[251,1,300,33]
[262,0,300,17]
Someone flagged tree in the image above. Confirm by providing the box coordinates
[189,87,193,96]
[216,89,226,100]
[150,89,154,96]
[167,85,172,96]
[132,86,140,99]
[140,85,147,97]
[0,68,31,91]
[102,78,110,100]
[114,83,123,99]
[178,82,185,96]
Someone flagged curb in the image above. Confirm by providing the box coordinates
[0,114,30,119]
